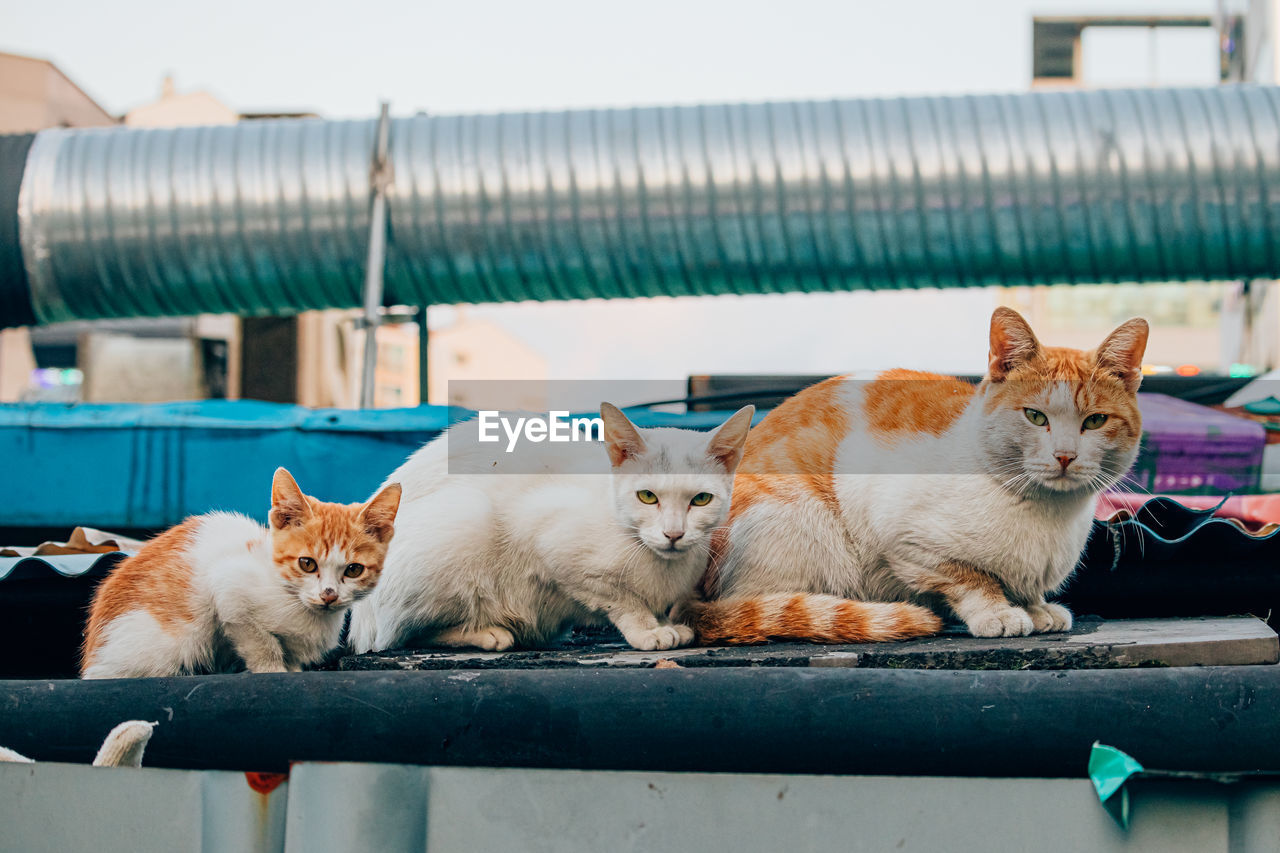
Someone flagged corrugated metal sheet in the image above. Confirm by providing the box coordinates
[13,85,1280,326]
[1090,496,1280,567]
[0,552,124,582]
[0,552,124,678]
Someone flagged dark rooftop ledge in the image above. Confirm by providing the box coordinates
[3,620,1280,778]
[343,616,1280,672]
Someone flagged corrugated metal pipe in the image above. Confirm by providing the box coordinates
[4,84,1280,328]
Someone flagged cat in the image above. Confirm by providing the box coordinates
[347,403,754,654]
[694,307,1147,643]
[81,468,402,678]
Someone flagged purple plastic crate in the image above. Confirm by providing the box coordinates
[1124,393,1266,495]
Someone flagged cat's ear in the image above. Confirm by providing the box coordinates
[270,467,310,529]
[706,405,754,472]
[358,482,402,544]
[600,402,647,467]
[1094,318,1149,393]
[988,307,1042,381]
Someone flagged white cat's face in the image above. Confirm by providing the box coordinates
[602,405,754,561]
[612,469,736,559]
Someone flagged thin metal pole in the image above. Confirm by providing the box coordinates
[360,102,393,409]
[417,306,429,406]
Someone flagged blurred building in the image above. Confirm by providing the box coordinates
[999,283,1225,371]
[0,52,115,133]
[427,311,548,410]
[295,311,422,409]
[124,75,238,127]
[1009,12,1245,374]
[123,75,319,127]
[289,309,549,411]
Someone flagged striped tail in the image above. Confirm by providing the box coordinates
[695,593,942,645]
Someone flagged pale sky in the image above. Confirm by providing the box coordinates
[1,0,1223,383]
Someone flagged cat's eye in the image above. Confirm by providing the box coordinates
[1082,413,1109,430]
[344,563,365,579]
[1024,408,1048,427]
[690,493,714,507]
[298,556,317,573]
[636,490,658,505]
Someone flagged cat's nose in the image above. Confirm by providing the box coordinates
[320,587,338,604]
[663,530,684,543]
[1055,453,1076,471]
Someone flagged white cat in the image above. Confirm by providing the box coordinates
[348,403,754,653]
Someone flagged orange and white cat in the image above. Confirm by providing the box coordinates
[81,468,401,678]
[696,308,1147,643]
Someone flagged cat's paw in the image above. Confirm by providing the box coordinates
[1026,602,1073,634]
[625,625,688,651]
[246,661,289,674]
[432,624,518,651]
[472,627,516,652]
[966,605,1035,638]
[671,623,696,646]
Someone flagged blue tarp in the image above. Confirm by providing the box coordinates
[0,401,740,528]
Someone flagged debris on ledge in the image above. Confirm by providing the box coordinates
[339,616,1278,672]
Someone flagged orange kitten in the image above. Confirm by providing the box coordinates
[81,468,401,678]
[696,308,1147,643]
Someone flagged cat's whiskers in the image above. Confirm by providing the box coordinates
[997,468,1037,499]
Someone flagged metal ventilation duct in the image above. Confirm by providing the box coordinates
[10,84,1280,326]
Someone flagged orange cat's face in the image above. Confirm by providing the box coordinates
[268,468,401,612]
[979,308,1147,496]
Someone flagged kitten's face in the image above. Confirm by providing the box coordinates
[601,405,753,561]
[979,310,1146,498]
[268,469,401,612]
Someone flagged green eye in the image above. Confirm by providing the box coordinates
[298,556,317,573]
[1083,413,1109,430]
[690,492,713,507]
[1024,408,1048,427]
[636,490,658,505]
